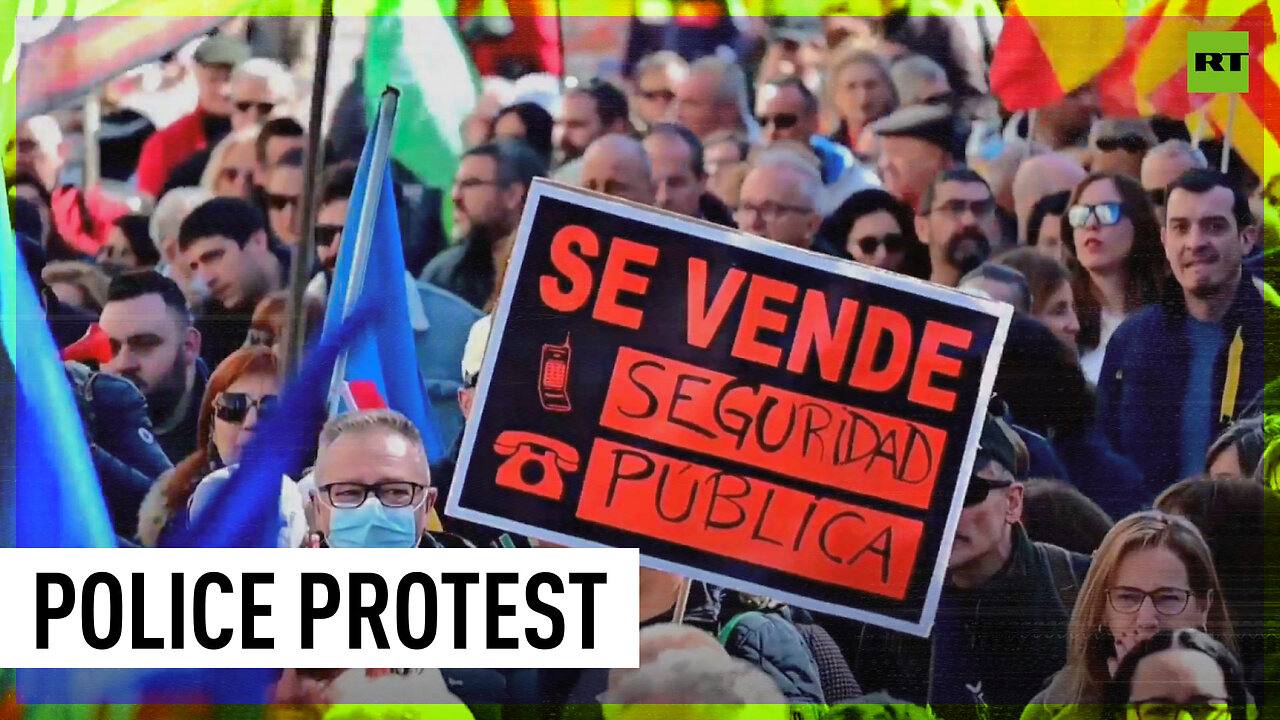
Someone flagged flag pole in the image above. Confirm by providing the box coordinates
[284,0,336,378]
[1219,94,1236,174]
[1190,105,1207,150]
[326,87,400,414]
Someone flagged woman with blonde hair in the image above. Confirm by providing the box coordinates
[1023,511,1235,720]
[41,260,110,314]
[200,127,260,200]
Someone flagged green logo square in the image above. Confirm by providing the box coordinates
[1187,31,1250,93]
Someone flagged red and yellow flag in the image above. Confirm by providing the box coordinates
[1099,0,1274,119]
[991,0,1127,111]
[1202,3,1278,178]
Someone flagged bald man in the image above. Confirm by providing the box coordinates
[580,134,657,205]
[1012,153,1087,243]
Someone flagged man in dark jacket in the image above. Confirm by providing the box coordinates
[66,361,173,541]
[100,271,209,463]
[1098,169,1277,494]
[421,141,545,310]
[179,198,288,369]
[825,413,1090,719]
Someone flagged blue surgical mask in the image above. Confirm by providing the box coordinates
[327,501,419,548]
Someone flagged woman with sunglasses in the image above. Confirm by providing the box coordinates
[1022,512,1235,720]
[816,188,929,278]
[1062,173,1166,384]
[1105,629,1253,720]
[136,346,282,547]
[200,128,259,200]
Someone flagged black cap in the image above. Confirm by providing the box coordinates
[872,103,968,160]
[193,34,250,67]
[975,413,1028,481]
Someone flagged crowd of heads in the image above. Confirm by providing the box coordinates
[7,15,1278,720]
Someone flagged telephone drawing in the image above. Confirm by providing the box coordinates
[539,334,573,412]
[493,430,580,501]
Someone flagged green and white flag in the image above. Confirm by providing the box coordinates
[363,0,479,203]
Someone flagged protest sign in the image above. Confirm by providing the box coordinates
[445,180,1012,637]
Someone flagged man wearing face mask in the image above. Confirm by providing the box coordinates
[308,409,472,549]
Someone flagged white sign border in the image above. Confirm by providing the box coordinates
[445,178,1014,639]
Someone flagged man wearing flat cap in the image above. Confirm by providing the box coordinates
[136,34,252,200]
[872,102,967,211]
[823,410,1091,711]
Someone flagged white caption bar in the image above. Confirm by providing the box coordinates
[0,548,639,669]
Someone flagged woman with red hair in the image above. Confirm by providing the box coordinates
[136,346,301,547]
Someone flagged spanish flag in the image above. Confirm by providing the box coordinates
[1098,0,1271,118]
[1202,2,1277,178]
[990,0,1127,111]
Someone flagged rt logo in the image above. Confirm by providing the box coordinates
[1188,31,1250,93]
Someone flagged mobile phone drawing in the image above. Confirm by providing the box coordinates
[539,334,572,412]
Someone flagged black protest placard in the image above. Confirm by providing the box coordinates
[445,180,1012,636]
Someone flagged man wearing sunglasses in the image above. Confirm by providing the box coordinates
[828,413,1091,710]
[630,51,688,132]
[1089,119,1157,181]
[1141,141,1208,225]
[136,35,249,200]
[756,77,878,217]
[263,147,305,246]
[229,58,293,133]
[1098,169,1275,494]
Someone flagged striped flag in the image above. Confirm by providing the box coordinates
[991,0,1127,111]
[1098,0,1268,117]
[1202,3,1277,178]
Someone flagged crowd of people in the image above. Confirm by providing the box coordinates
[7,13,1278,720]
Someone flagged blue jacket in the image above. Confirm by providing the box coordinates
[1050,428,1150,520]
[1098,275,1278,494]
[412,279,483,453]
[717,593,825,705]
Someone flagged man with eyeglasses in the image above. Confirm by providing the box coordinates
[100,271,208,463]
[307,163,480,452]
[915,168,1001,287]
[308,409,471,549]
[827,412,1091,710]
[424,140,547,310]
[137,35,250,200]
[631,51,688,132]
[1141,141,1208,225]
[1098,169,1276,493]
[734,149,823,249]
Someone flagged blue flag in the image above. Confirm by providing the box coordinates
[323,102,445,462]
[1,220,115,549]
